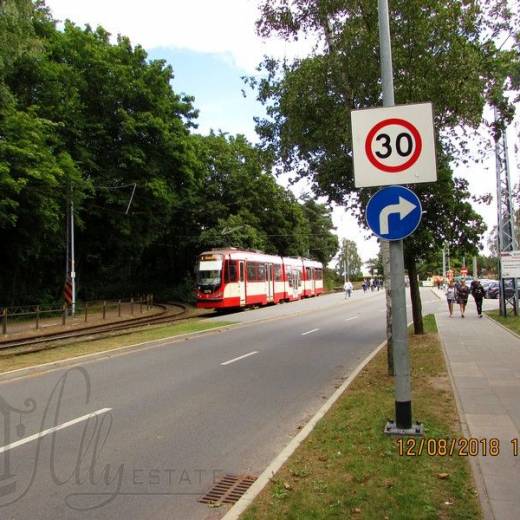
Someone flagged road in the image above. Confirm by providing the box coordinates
[0,289,443,519]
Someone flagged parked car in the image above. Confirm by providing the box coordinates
[485,280,514,299]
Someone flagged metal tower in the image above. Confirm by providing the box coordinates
[494,107,517,316]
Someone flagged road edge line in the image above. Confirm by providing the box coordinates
[434,313,494,520]
[221,337,389,520]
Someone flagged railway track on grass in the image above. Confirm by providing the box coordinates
[0,302,195,352]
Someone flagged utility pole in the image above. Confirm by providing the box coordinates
[442,244,446,285]
[494,106,517,316]
[70,196,76,315]
[378,0,421,435]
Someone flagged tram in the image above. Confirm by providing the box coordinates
[195,248,324,310]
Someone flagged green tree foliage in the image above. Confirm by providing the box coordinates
[336,239,362,279]
[0,2,337,304]
[301,196,338,265]
[252,0,518,332]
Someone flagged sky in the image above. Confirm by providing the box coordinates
[44,0,519,266]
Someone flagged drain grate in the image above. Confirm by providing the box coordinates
[199,473,257,506]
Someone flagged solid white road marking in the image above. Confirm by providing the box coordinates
[345,317,359,322]
[301,328,319,336]
[221,351,259,366]
[0,408,112,455]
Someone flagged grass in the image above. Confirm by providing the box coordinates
[241,315,481,520]
[486,309,520,335]
[0,320,234,374]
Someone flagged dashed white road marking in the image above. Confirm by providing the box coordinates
[345,317,358,322]
[221,351,259,366]
[0,408,112,455]
[301,328,320,336]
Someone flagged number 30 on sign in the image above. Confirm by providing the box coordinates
[351,102,437,188]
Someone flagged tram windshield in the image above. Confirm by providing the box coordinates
[196,259,223,291]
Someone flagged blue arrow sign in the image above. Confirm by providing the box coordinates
[366,186,422,241]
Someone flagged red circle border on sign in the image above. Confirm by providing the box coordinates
[365,118,422,173]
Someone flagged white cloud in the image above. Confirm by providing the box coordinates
[45,0,313,72]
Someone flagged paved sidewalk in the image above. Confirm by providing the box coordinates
[435,292,520,520]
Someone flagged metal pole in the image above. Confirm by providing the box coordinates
[378,0,417,433]
[442,245,446,285]
[35,306,40,330]
[2,308,7,335]
[70,195,76,316]
[472,256,478,278]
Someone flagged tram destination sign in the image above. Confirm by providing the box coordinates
[501,251,520,278]
[351,102,437,188]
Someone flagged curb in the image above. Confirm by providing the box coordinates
[483,312,520,341]
[434,313,494,520]
[0,292,383,384]
[221,338,389,520]
[0,323,239,384]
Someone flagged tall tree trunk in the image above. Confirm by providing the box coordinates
[381,241,394,375]
[405,253,424,335]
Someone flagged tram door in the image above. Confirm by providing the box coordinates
[311,268,316,293]
[266,263,273,302]
[239,261,246,306]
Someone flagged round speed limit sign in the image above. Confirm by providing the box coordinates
[351,103,436,187]
[365,118,422,173]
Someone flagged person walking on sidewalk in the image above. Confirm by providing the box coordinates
[471,279,486,318]
[446,280,456,317]
[344,280,353,298]
[457,279,470,318]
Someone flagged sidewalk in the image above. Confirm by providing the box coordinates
[434,290,520,520]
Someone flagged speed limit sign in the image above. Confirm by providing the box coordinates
[351,102,437,187]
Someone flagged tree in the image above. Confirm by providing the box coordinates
[252,0,518,333]
[336,239,362,279]
[301,197,338,265]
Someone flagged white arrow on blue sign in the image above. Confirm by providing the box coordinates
[366,185,422,241]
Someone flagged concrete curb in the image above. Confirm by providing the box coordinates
[483,312,520,341]
[434,313,494,520]
[221,338,389,520]
[0,292,382,384]
[0,323,239,384]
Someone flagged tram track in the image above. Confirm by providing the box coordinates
[0,302,201,353]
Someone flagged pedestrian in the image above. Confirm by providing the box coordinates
[344,279,353,298]
[456,279,470,318]
[370,278,375,291]
[362,280,367,293]
[376,278,381,291]
[471,279,486,318]
[446,280,456,317]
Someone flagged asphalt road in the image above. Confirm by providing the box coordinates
[0,289,443,519]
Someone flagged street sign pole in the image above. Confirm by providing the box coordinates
[378,0,422,435]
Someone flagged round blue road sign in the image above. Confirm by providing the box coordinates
[366,186,422,241]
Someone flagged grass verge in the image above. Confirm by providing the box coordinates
[0,320,234,374]
[242,315,481,519]
[486,309,520,335]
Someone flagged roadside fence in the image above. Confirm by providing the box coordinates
[0,295,154,335]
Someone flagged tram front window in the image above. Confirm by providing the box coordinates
[197,259,223,292]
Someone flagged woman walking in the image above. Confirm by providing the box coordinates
[457,279,470,318]
[471,279,486,318]
[446,280,456,317]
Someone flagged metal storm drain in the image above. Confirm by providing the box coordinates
[199,473,257,506]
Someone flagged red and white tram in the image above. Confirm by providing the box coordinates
[195,248,324,310]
